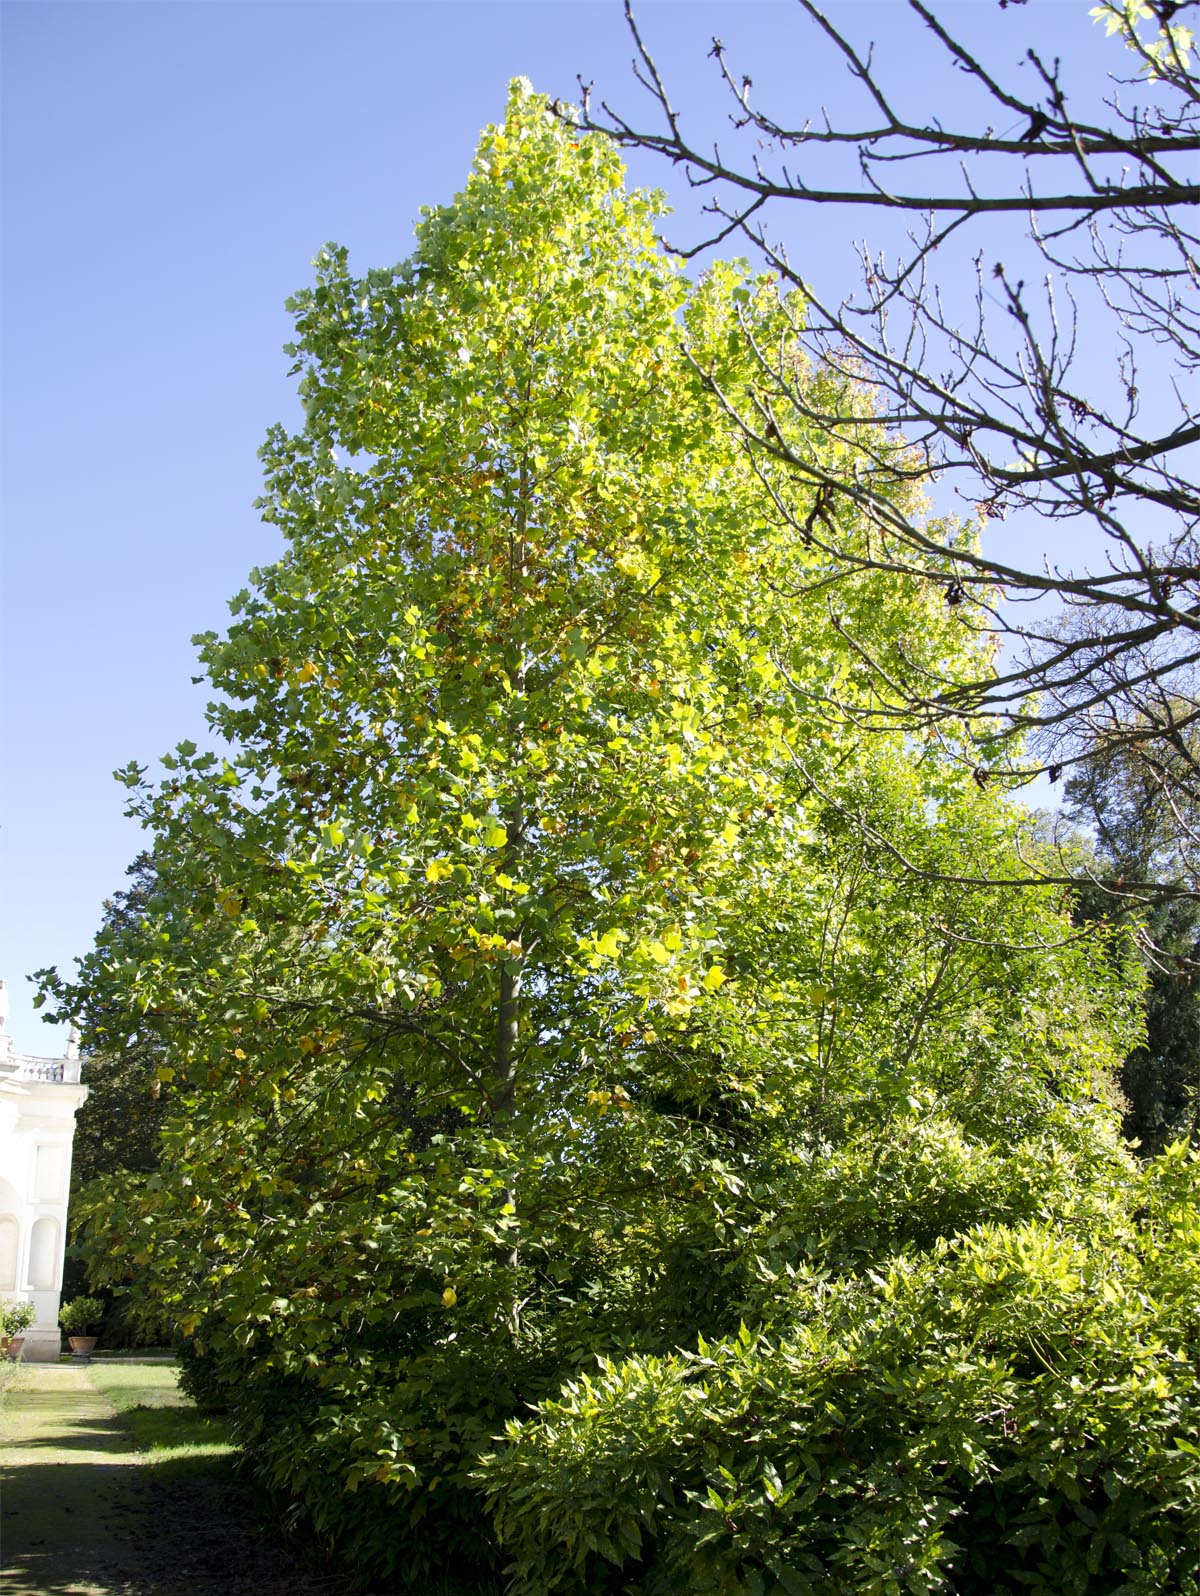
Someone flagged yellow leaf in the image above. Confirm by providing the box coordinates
[703,966,727,991]
[442,1287,457,1308]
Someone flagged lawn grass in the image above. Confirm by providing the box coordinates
[83,1364,504,1593]
[80,1363,503,1592]
[0,1355,25,1414]
[2,1360,503,1593]
[85,1359,234,1465]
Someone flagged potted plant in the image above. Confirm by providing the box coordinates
[0,1298,35,1359]
[59,1296,104,1359]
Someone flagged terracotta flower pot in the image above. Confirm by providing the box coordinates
[68,1335,98,1360]
[1,1335,23,1360]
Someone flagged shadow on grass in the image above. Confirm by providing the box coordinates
[7,1406,228,1459]
[2,1448,354,1596]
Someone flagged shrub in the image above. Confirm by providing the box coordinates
[481,1145,1200,1595]
[1,1299,35,1337]
[59,1295,105,1335]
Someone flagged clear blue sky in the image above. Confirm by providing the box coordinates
[1,0,1123,1050]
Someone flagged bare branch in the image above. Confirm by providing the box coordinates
[580,1,1200,896]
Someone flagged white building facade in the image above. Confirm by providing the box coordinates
[0,979,88,1360]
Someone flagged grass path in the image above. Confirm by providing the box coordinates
[0,1362,144,1595]
[0,1361,347,1596]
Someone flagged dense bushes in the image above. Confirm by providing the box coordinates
[483,1144,1200,1596]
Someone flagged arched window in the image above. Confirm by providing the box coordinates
[0,1214,17,1291]
[28,1216,57,1290]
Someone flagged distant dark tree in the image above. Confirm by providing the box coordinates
[1066,743,1200,1151]
[56,855,174,1334]
[68,854,174,1187]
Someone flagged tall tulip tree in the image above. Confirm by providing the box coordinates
[47,84,1136,1584]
